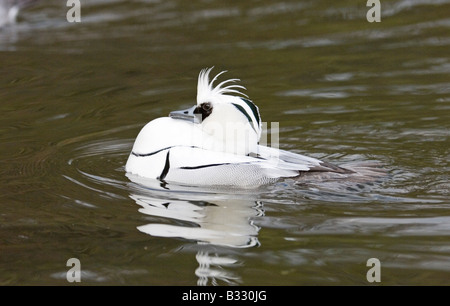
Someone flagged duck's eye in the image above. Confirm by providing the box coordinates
[202,102,212,112]
[194,102,213,122]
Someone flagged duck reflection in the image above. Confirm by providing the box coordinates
[195,251,241,286]
[127,173,264,285]
[0,0,38,28]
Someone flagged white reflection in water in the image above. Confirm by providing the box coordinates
[134,196,262,248]
[195,251,241,286]
[127,173,264,285]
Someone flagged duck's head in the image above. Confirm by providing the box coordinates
[169,67,262,155]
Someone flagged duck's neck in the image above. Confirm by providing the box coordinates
[198,121,258,155]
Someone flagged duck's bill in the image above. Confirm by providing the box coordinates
[169,105,201,123]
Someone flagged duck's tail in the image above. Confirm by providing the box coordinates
[295,161,387,184]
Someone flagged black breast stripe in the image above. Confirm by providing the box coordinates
[158,151,171,180]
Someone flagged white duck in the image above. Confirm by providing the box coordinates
[125,67,351,187]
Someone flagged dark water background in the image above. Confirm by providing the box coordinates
[1,0,449,285]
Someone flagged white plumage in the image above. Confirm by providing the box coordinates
[125,68,352,187]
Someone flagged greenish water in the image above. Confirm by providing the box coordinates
[0,0,449,285]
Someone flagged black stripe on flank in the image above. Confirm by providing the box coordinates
[241,98,261,128]
[158,151,171,180]
[247,152,266,160]
[132,146,200,157]
[232,103,257,133]
[180,163,230,170]
[132,146,173,157]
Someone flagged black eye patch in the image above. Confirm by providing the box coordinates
[194,102,213,121]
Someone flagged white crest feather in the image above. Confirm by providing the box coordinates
[197,67,248,105]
